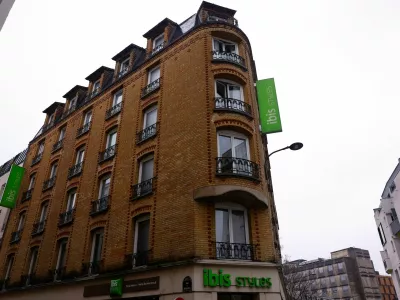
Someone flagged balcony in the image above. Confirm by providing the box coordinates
[68,162,83,179]
[10,229,22,244]
[207,15,238,27]
[212,51,246,69]
[391,218,400,237]
[21,189,33,203]
[381,251,393,274]
[81,260,103,276]
[90,196,109,216]
[124,250,151,268]
[31,153,43,166]
[214,97,252,118]
[105,102,122,120]
[214,242,257,260]
[52,139,63,153]
[99,144,117,163]
[136,123,158,144]
[216,157,260,180]
[42,176,56,191]
[141,78,161,98]
[151,42,165,56]
[132,177,156,200]
[31,220,46,236]
[58,209,75,227]
[77,122,91,138]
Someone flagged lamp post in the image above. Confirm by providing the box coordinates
[268,142,303,157]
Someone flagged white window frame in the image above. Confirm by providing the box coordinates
[50,162,58,178]
[112,90,123,106]
[138,155,154,183]
[120,58,130,73]
[55,239,67,271]
[0,183,6,199]
[153,33,164,49]
[28,248,38,276]
[39,202,48,222]
[92,80,100,93]
[106,129,118,148]
[37,142,44,155]
[90,229,104,263]
[83,111,92,125]
[75,147,85,164]
[215,202,250,244]
[133,214,150,254]
[217,130,250,160]
[214,79,244,100]
[17,213,25,231]
[66,190,76,212]
[143,106,158,129]
[58,127,66,141]
[5,255,14,279]
[48,113,54,125]
[147,66,160,84]
[98,175,111,199]
[69,96,78,110]
[28,174,36,190]
[212,38,238,54]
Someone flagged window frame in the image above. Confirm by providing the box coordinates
[83,110,92,125]
[133,214,150,254]
[37,141,45,155]
[66,189,77,212]
[28,174,36,190]
[215,79,244,101]
[147,66,160,84]
[27,247,39,276]
[75,147,85,164]
[49,161,58,178]
[98,174,111,199]
[39,201,49,222]
[5,255,14,279]
[92,80,100,93]
[69,96,78,110]
[106,128,118,148]
[143,106,158,129]
[215,202,250,244]
[58,127,66,141]
[212,38,238,54]
[17,212,26,231]
[90,228,104,263]
[217,130,250,160]
[120,57,130,73]
[378,223,387,245]
[55,239,68,271]
[153,33,164,49]
[138,155,154,183]
[112,90,123,106]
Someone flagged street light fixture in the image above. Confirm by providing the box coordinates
[268,142,303,157]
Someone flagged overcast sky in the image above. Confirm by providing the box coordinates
[1,0,400,273]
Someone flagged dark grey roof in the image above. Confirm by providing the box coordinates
[112,44,146,61]
[85,66,114,81]
[0,148,28,177]
[198,1,236,16]
[63,85,88,99]
[143,18,178,39]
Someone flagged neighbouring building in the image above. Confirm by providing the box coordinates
[0,0,16,31]
[374,159,400,299]
[377,274,397,300]
[284,247,381,300]
[0,2,285,300]
[0,149,27,243]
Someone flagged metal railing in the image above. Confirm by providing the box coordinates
[105,102,122,119]
[58,209,75,227]
[214,242,257,260]
[21,189,33,203]
[118,66,130,78]
[214,97,252,117]
[152,42,165,56]
[207,15,238,26]
[31,220,46,236]
[141,78,161,98]
[136,123,158,144]
[212,51,246,68]
[99,144,117,163]
[10,229,23,244]
[125,250,151,268]
[77,122,91,137]
[52,139,64,153]
[31,153,43,166]
[132,177,155,200]
[68,161,83,179]
[42,176,56,191]
[216,157,260,180]
[90,196,109,215]
[81,260,103,276]
[91,87,100,97]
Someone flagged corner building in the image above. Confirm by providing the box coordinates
[0,2,284,300]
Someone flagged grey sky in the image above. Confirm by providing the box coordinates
[1,0,399,273]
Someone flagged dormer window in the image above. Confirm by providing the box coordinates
[119,58,130,77]
[69,96,77,111]
[152,34,165,55]
[92,80,101,96]
[48,113,55,125]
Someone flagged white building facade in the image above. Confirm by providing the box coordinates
[374,159,400,299]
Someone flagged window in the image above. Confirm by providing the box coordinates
[215,80,243,101]
[139,155,154,184]
[39,202,48,223]
[99,175,111,199]
[90,229,104,274]
[55,239,67,276]
[143,106,157,129]
[0,183,6,199]
[27,247,38,277]
[392,208,398,220]
[378,223,387,245]
[120,58,130,74]
[112,90,123,106]
[49,162,58,178]
[106,129,117,149]
[153,33,164,49]
[4,255,14,279]
[392,240,396,252]
[83,111,92,125]
[320,277,326,287]
[37,141,45,155]
[66,189,76,212]
[148,66,160,84]
[69,96,77,110]
[76,147,85,164]
[48,113,55,125]
[330,276,336,285]
[92,80,100,94]
[133,215,150,266]
[17,212,25,231]
[213,38,238,54]
[327,265,333,272]
[58,127,66,141]
[332,288,337,294]
[340,274,348,282]
[338,262,344,271]
[218,131,249,160]
[319,267,324,275]
[390,183,396,193]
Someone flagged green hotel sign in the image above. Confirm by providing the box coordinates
[256,78,282,134]
[0,165,25,209]
[203,269,272,288]
[110,278,123,297]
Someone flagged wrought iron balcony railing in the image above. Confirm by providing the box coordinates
[124,250,151,268]
[77,122,91,137]
[212,51,246,68]
[99,144,117,163]
[58,209,75,227]
[68,161,83,179]
[10,229,23,244]
[31,220,46,236]
[214,241,257,260]
[105,102,122,119]
[132,177,156,200]
[216,157,260,180]
[52,139,64,153]
[118,66,130,78]
[21,189,33,203]
[90,196,109,216]
[81,260,103,276]
[214,97,252,117]
[152,42,165,56]
[31,153,43,166]
[141,78,161,98]
[42,176,56,191]
[207,15,238,26]
[136,123,158,144]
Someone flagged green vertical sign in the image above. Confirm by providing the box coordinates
[256,78,282,134]
[0,165,25,209]
[110,278,123,297]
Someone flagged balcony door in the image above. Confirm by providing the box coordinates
[215,80,242,101]
[113,90,123,106]
[83,111,92,125]
[106,130,117,149]
[148,66,160,84]
[213,39,238,54]
[134,215,150,266]
[50,162,58,178]
[76,147,85,165]
[27,247,38,278]
[39,202,48,223]
[99,176,111,199]
[55,239,67,279]
[66,190,76,212]
[143,107,157,130]
[90,229,104,274]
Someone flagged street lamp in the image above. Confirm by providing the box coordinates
[268,142,303,157]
